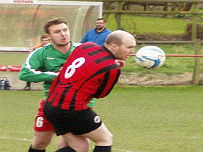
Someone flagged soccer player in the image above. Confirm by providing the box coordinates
[43,30,136,152]
[33,34,51,50]
[19,18,94,152]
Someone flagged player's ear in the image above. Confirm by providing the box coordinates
[110,43,119,56]
[111,43,119,50]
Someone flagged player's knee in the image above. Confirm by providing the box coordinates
[105,132,113,145]
[72,139,89,152]
[57,137,68,148]
[32,137,52,149]
[32,131,54,149]
[76,145,89,152]
[97,131,113,145]
[57,142,68,149]
[31,141,50,150]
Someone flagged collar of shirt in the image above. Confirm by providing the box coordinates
[95,28,106,33]
[102,45,116,60]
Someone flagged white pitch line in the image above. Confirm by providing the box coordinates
[0,136,31,142]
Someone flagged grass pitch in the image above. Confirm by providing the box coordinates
[0,85,202,152]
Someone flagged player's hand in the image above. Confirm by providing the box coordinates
[115,60,125,68]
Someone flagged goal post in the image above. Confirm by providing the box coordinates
[0,0,103,52]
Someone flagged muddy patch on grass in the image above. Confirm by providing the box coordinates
[119,72,203,86]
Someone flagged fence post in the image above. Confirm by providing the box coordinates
[114,2,122,30]
[115,13,122,29]
[192,39,201,84]
[191,3,198,42]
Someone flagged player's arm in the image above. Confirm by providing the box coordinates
[19,50,57,83]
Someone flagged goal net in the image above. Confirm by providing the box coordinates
[0,0,103,52]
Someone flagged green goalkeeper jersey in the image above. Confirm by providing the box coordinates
[19,42,95,107]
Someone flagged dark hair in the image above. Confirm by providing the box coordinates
[96,18,105,23]
[40,34,49,40]
[44,18,67,34]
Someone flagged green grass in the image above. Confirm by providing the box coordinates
[105,15,196,35]
[0,85,203,152]
[0,52,28,66]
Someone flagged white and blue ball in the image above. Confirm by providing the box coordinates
[135,46,166,69]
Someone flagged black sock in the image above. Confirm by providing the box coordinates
[26,82,31,87]
[55,146,76,152]
[28,145,45,152]
[93,146,111,152]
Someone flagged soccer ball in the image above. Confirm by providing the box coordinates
[135,46,166,69]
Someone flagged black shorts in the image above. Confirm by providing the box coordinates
[43,102,102,136]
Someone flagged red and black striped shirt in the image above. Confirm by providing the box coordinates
[46,42,121,110]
